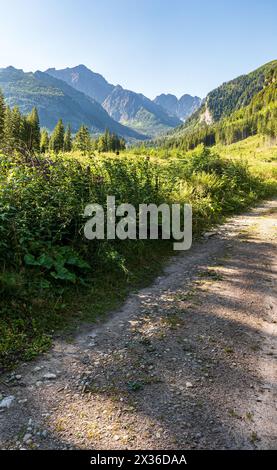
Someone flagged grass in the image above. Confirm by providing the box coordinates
[0,135,276,371]
[215,135,277,181]
[198,269,224,281]
[0,239,173,371]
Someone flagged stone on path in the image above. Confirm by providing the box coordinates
[0,396,15,409]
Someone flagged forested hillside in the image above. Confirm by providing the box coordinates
[162,60,277,150]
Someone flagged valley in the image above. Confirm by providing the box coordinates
[0,57,276,452]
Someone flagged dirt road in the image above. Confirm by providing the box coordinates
[0,200,276,450]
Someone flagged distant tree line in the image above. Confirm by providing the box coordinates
[0,89,126,155]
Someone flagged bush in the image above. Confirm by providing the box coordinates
[0,147,272,279]
[0,145,275,369]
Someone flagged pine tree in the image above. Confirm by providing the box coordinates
[3,106,22,149]
[74,125,91,154]
[119,138,126,151]
[96,134,107,152]
[64,125,72,152]
[0,89,5,143]
[110,133,117,152]
[12,107,23,137]
[97,129,110,152]
[49,119,65,153]
[3,107,13,145]
[40,129,50,153]
[26,107,40,152]
[96,129,125,152]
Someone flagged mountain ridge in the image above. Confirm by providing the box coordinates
[45,65,198,136]
[154,93,201,121]
[45,65,114,104]
[0,66,147,140]
[102,85,182,136]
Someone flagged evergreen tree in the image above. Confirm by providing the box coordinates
[119,138,126,151]
[0,89,5,143]
[96,129,126,152]
[12,106,23,137]
[3,106,23,149]
[3,107,13,145]
[74,125,91,154]
[49,119,65,153]
[26,107,40,152]
[40,129,50,153]
[64,125,72,152]
[96,134,107,152]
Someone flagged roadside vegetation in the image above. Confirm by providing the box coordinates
[0,133,276,370]
[0,81,277,370]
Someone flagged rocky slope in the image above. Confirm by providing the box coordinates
[154,93,201,120]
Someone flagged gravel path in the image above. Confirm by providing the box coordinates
[0,200,276,450]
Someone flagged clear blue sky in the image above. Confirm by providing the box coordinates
[0,0,276,98]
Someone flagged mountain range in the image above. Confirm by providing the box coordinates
[0,66,145,140]
[46,65,113,104]
[2,60,273,146]
[101,85,181,136]
[0,64,200,140]
[154,93,201,121]
[46,65,199,136]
